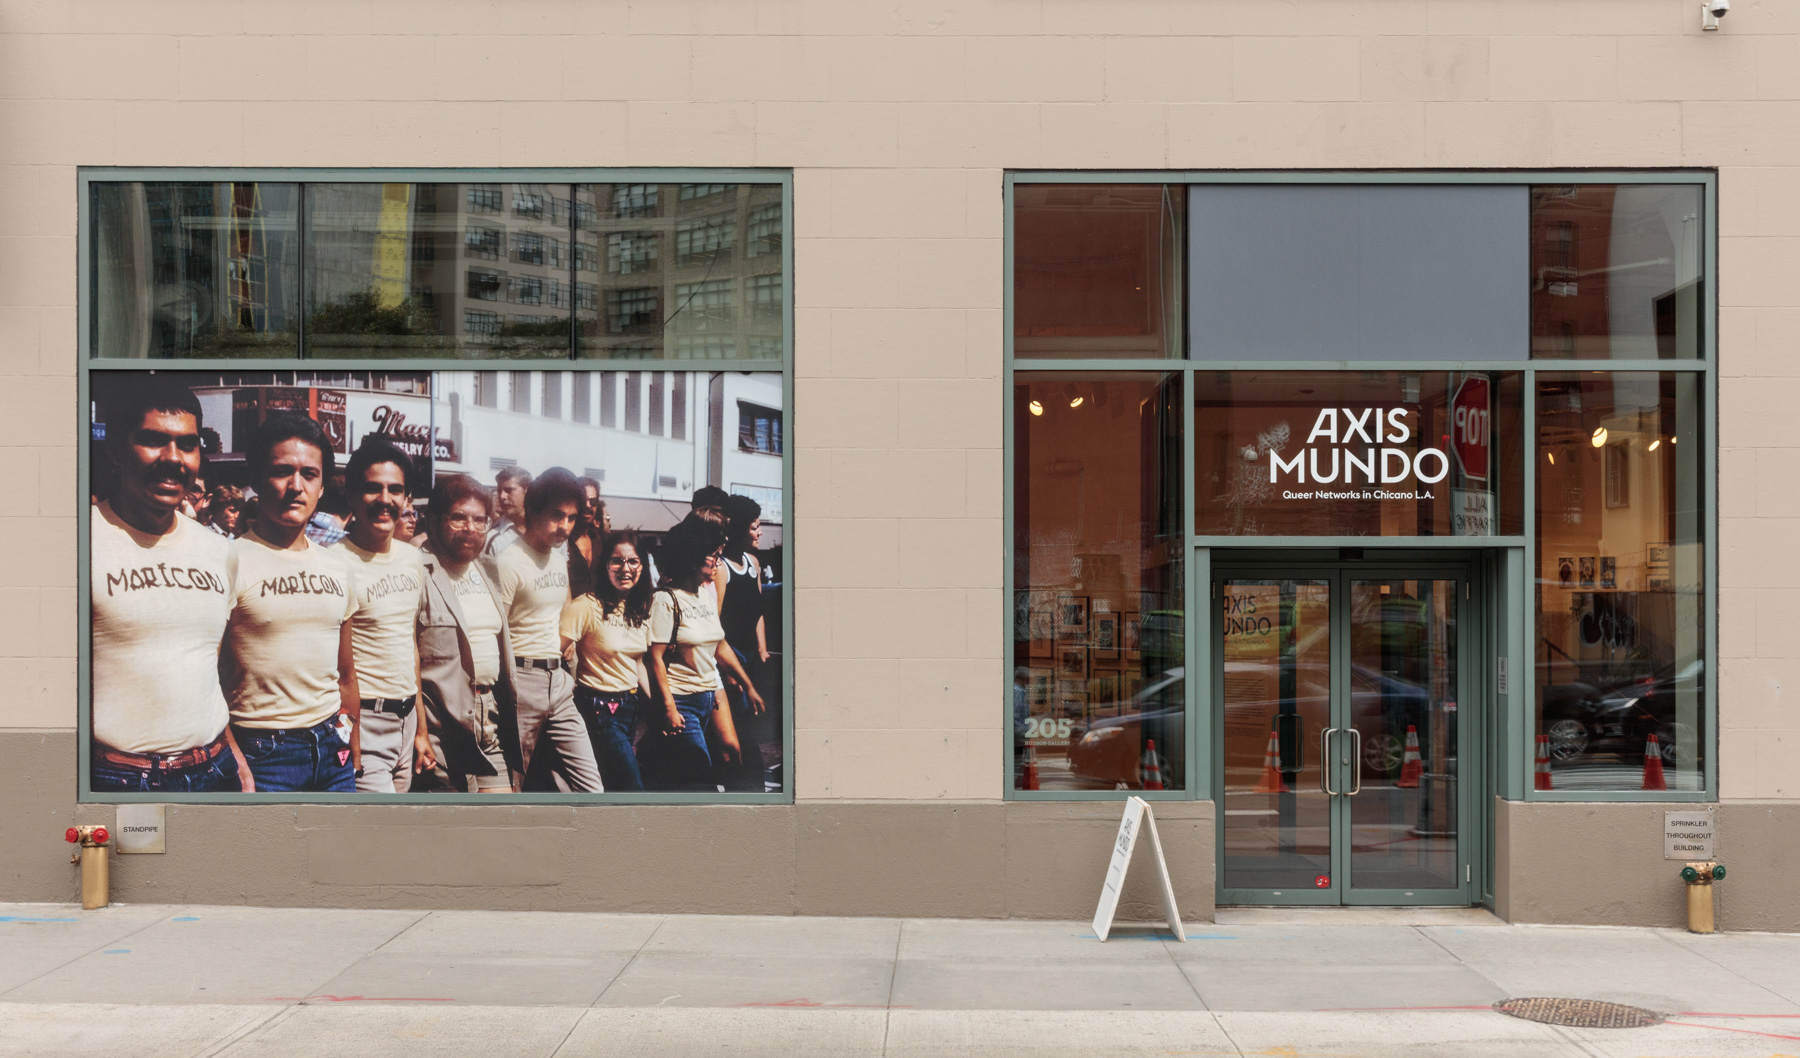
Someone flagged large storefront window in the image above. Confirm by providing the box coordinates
[90,180,786,363]
[81,171,792,804]
[1535,373,1704,790]
[1012,373,1184,791]
[1194,371,1523,537]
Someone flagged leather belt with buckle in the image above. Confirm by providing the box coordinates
[361,697,416,718]
[514,657,559,670]
[96,734,229,773]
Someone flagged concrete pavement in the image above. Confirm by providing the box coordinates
[4,904,1800,1056]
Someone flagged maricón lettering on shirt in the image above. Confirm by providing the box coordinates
[101,562,229,596]
[258,571,346,597]
[359,571,422,601]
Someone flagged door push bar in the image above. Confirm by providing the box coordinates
[1317,728,1363,797]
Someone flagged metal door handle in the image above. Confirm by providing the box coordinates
[1319,727,1337,795]
[1347,729,1363,796]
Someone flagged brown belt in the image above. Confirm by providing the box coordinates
[96,734,230,772]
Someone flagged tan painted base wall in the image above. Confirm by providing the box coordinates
[0,732,1215,923]
[1494,797,1800,933]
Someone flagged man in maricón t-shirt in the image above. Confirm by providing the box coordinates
[89,377,245,792]
[340,437,427,793]
[222,413,362,792]
[494,467,602,792]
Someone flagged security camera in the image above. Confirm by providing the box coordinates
[1702,0,1729,30]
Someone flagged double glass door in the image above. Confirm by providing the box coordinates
[1216,562,1475,905]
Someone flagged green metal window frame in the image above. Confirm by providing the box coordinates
[76,167,796,806]
[1003,169,1719,806]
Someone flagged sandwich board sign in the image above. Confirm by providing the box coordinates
[1092,796,1186,942]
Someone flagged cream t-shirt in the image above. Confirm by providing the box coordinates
[444,560,505,686]
[647,588,726,695]
[223,530,356,729]
[560,595,651,694]
[90,502,233,755]
[343,538,425,700]
[494,538,569,660]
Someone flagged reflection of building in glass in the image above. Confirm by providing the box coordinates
[89,182,301,358]
[434,371,783,542]
[1528,185,1704,359]
[579,183,785,360]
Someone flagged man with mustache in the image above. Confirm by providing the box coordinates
[222,413,361,792]
[340,438,426,793]
[494,467,602,792]
[90,378,244,792]
[413,474,516,794]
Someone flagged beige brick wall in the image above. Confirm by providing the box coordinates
[1,0,1791,801]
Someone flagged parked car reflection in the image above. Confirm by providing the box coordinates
[1542,659,1702,768]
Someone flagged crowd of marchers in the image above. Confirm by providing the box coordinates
[90,377,776,796]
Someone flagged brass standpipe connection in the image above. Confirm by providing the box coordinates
[1679,861,1726,933]
[64,825,110,910]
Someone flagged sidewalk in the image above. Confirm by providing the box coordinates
[4,903,1799,1057]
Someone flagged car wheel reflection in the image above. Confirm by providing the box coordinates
[1362,732,1403,775]
[1546,717,1589,761]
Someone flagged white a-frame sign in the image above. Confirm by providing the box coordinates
[1092,796,1187,942]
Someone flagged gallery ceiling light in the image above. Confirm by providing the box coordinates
[1648,438,1661,451]
[1591,427,1608,447]
[1547,452,1555,465]
[1028,400,1044,416]
[1069,396,1084,409]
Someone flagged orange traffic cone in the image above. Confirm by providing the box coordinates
[1534,733,1554,791]
[1141,740,1165,791]
[1252,729,1287,793]
[1641,733,1667,791]
[1019,743,1040,791]
[1397,725,1423,788]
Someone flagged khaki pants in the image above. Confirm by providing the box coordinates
[354,705,417,793]
[509,664,604,793]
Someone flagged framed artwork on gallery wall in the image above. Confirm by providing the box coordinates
[1057,595,1089,636]
[1091,612,1120,660]
[1058,646,1089,680]
[1123,613,1141,660]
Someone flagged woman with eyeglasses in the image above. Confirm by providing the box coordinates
[559,530,653,791]
[641,518,764,791]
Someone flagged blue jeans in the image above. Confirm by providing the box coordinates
[638,691,714,792]
[231,717,356,793]
[91,742,242,793]
[574,687,645,792]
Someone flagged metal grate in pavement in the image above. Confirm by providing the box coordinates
[1493,997,1666,1028]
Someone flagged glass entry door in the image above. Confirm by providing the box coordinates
[1217,562,1474,906]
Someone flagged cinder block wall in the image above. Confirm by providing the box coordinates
[1,0,1793,921]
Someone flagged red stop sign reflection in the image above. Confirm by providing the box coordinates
[1451,376,1491,481]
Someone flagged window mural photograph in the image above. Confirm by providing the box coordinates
[87,369,786,798]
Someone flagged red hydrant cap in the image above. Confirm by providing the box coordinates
[64,827,79,843]
[91,827,108,845]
